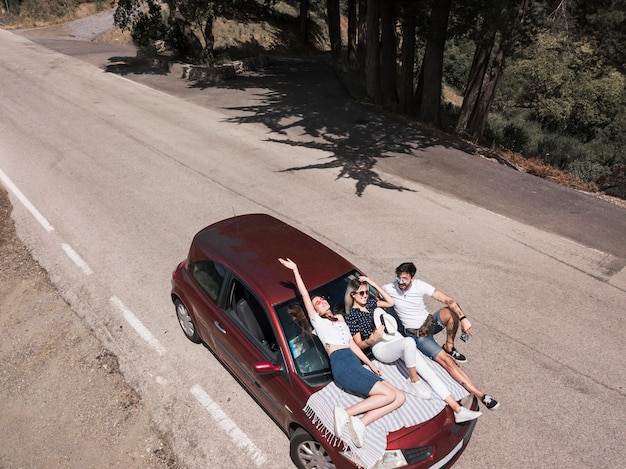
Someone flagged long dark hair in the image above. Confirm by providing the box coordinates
[344,278,367,315]
[287,303,313,337]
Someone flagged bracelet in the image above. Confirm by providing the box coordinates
[365,337,370,346]
[459,316,467,321]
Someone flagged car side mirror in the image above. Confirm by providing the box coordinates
[253,361,282,374]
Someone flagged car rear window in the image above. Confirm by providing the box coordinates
[189,260,227,302]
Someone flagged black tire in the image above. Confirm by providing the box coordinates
[174,298,201,343]
[290,428,336,469]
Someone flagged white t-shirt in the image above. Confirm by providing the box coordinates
[310,313,352,348]
[383,279,436,329]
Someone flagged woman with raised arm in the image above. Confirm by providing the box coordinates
[278,258,405,448]
[345,277,482,423]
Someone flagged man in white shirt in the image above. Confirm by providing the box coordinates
[383,262,500,410]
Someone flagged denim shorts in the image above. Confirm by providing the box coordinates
[329,348,381,398]
[407,309,445,360]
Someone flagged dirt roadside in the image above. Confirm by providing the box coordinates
[0,188,180,467]
[2,11,179,466]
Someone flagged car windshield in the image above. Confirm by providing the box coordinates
[275,269,361,387]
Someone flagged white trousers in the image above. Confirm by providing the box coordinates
[372,336,451,400]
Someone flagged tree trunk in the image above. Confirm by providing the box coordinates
[467,46,506,141]
[457,0,529,139]
[172,10,204,59]
[347,0,357,61]
[203,16,215,59]
[365,0,381,102]
[399,8,417,114]
[455,27,496,136]
[299,0,310,42]
[380,0,398,110]
[327,0,342,61]
[357,0,368,67]
[418,0,452,124]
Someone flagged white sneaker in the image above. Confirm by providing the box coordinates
[334,407,349,438]
[408,378,432,400]
[454,406,482,423]
[349,416,366,448]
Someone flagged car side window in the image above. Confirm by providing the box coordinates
[189,260,227,302]
[227,280,279,357]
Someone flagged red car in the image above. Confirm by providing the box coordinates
[171,214,479,469]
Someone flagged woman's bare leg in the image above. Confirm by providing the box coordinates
[345,381,405,426]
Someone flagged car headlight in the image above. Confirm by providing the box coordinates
[371,449,408,469]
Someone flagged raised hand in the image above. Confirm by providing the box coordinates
[278,257,297,271]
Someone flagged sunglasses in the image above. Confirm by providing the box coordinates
[353,290,368,297]
[396,277,410,284]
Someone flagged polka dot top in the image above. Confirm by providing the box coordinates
[346,295,377,341]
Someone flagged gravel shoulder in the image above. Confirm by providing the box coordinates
[0,189,179,468]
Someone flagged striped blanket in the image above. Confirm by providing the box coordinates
[303,358,469,469]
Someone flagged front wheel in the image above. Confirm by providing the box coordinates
[174,298,201,343]
[290,428,336,469]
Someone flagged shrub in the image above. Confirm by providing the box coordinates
[440,101,460,132]
[567,159,610,183]
[501,122,530,153]
[484,113,508,144]
[484,114,541,155]
[537,134,586,170]
[596,164,626,199]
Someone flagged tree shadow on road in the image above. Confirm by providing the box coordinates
[187,56,466,196]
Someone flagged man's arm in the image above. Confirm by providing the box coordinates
[432,289,463,317]
[432,289,472,333]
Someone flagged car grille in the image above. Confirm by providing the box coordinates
[402,446,433,464]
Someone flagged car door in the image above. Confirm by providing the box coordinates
[211,278,294,425]
[186,259,228,348]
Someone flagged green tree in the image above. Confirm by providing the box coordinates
[454,0,535,140]
[571,0,626,74]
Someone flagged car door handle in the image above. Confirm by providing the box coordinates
[214,321,227,334]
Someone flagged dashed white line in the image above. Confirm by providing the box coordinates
[110,296,166,355]
[2,167,268,466]
[190,384,268,467]
[61,242,93,275]
[0,167,54,232]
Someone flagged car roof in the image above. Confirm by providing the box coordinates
[189,214,357,306]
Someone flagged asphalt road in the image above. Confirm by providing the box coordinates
[24,30,626,269]
[1,19,625,469]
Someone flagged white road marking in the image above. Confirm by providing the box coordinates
[0,167,54,232]
[190,384,268,467]
[61,243,93,275]
[110,296,166,355]
[3,167,267,465]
